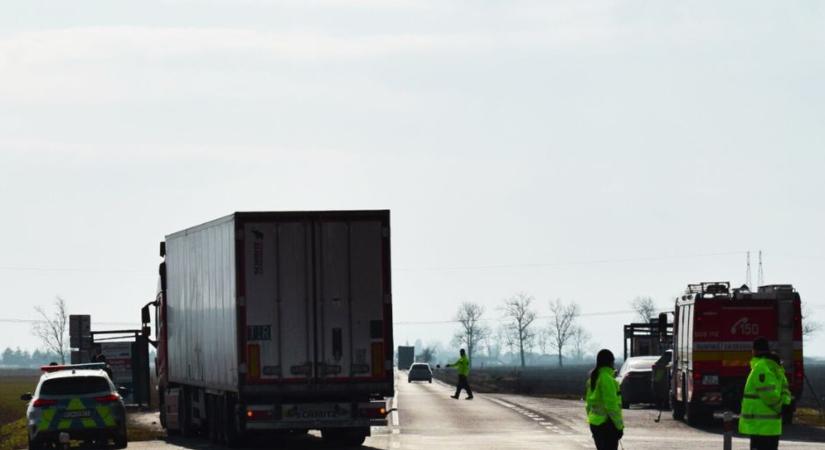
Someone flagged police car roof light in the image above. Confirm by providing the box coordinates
[40,363,107,373]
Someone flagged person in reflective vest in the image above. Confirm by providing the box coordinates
[585,349,623,450]
[447,349,473,400]
[739,337,785,450]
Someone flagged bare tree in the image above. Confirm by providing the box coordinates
[33,297,68,364]
[630,296,657,323]
[484,331,502,362]
[570,326,592,362]
[802,302,822,338]
[548,298,579,367]
[501,293,537,367]
[453,302,490,367]
[536,328,550,356]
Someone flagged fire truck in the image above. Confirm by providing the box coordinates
[670,282,804,425]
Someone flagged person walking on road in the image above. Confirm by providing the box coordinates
[446,349,473,400]
[740,337,787,450]
[585,349,624,450]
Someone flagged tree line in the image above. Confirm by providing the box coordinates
[451,294,590,368]
[449,294,663,368]
[1,347,62,367]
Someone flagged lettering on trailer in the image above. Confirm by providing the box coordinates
[730,317,760,336]
[282,404,351,421]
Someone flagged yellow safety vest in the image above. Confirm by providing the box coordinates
[585,367,624,430]
[451,356,470,376]
[739,357,783,436]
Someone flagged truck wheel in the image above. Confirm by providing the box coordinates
[179,387,193,437]
[158,392,167,429]
[206,395,217,443]
[671,394,685,420]
[685,401,704,427]
[222,395,244,448]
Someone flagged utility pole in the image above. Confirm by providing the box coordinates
[745,251,752,288]
[757,250,764,287]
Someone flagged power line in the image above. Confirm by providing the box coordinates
[0,266,153,274]
[394,251,747,272]
[0,318,139,326]
[393,308,664,326]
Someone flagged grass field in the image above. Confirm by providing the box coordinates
[0,369,40,450]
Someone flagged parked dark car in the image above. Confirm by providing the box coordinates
[616,356,660,408]
[408,363,433,383]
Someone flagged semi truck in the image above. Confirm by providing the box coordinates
[143,211,394,446]
[670,282,803,426]
[397,346,414,371]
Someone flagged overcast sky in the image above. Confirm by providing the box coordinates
[2,1,824,360]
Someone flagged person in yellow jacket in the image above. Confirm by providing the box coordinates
[446,349,473,400]
[739,337,786,450]
[585,349,624,450]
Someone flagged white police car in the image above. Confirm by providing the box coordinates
[21,363,128,449]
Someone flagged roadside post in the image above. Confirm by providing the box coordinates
[713,410,739,450]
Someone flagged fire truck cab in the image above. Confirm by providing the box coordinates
[671,282,803,426]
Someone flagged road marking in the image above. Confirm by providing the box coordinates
[390,395,399,427]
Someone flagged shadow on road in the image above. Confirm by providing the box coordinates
[162,433,384,450]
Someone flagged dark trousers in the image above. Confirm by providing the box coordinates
[590,420,620,450]
[454,375,473,397]
[750,436,779,450]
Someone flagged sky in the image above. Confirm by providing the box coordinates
[1,0,824,360]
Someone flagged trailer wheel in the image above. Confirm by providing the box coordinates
[179,387,194,437]
[158,391,167,429]
[222,394,244,448]
[206,394,219,443]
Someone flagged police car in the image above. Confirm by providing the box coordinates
[21,363,128,449]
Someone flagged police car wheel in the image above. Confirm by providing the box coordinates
[27,435,43,450]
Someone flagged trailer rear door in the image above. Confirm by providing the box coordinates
[240,212,391,387]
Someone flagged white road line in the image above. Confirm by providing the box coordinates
[390,395,399,427]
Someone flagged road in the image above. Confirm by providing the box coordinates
[123,372,824,450]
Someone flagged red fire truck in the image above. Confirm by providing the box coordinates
[670,282,803,425]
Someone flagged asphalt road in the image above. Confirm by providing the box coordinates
[122,372,824,450]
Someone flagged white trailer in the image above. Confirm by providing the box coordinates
[150,211,394,446]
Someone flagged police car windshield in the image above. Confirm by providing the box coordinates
[40,377,111,396]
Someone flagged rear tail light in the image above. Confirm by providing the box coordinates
[32,398,58,408]
[245,409,274,421]
[94,394,121,403]
[358,406,387,418]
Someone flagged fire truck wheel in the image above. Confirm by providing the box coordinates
[671,395,685,420]
[685,401,705,427]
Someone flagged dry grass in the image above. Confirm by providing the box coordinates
[0,370,40,450]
